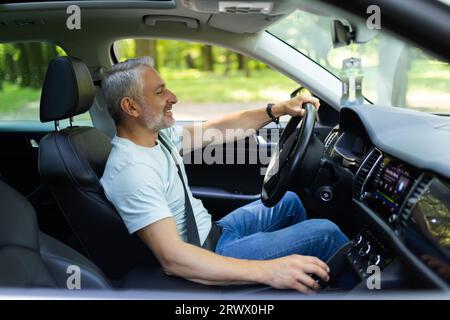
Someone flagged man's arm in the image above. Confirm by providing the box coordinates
[182,94,320,151]
[137,217,330,294]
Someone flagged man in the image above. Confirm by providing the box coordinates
[100,57,349,294]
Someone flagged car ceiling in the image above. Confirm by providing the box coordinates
[0,0,297,38]
[1,0,449,86]
[0,0,303,74]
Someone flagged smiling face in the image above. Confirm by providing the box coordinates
[136,66,178,130]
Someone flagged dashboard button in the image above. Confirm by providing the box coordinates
[388,214,398,224]
[359,242,371,257]
[362,192,372,200]
[352,235,363,247]
[369,254,381,266]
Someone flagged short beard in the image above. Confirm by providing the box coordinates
[143,107,175,131]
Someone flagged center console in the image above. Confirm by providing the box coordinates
[349,147,450,288]
[345,228,394,280]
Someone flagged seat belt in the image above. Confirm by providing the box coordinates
[158,135,201,247]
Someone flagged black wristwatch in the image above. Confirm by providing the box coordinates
[266,103,279,125]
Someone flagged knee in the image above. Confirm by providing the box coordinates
[282,191,304,210]
[283,191,300,203]
[316,219,349,246]
[282,191,306,220]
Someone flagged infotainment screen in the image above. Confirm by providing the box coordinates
[406,178,450,277]
[412,178,450,255]
[370,157,417,218]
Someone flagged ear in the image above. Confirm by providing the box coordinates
[120,97,140,118]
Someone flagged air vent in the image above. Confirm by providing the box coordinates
[398,174,433,227]
[353,148,382,200]
[324,130,339,152]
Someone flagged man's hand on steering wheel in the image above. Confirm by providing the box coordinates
[262,94,323,207]
[274,94,321,118]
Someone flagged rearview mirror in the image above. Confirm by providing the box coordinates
[331,20,354,48]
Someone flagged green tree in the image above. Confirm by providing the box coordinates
[26,43,46,88]
[236,53,250,77]
[134,39,159,69]
[0,45,18,84]
[223,51,232,75]
[201,45,214,72]
[43,43,58,64]
[15,43,32,87]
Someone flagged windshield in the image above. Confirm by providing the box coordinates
[268,9,450,114]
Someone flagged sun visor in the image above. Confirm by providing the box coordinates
[182,0,296,33]
[208,13,282,33]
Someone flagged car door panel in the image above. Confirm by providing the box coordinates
[0,122,85,251]
[0,122,50,195]
[184,134,269,219]
[183,117,335,219]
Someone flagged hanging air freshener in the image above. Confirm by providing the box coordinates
[340,57,364,106]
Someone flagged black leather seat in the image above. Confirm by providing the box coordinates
[38,57,157,280]
[0,181,110,289]
[0,180,224,291]
[36,57,271,294]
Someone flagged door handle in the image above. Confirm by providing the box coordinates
[29,138,39,148]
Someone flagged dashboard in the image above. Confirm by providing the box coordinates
[354,151,421,226]
[324,105,450,289]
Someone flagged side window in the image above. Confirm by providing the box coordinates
[113,39,298,121]
[0,42,91,124]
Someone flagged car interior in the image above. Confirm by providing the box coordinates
[0,0,449,298]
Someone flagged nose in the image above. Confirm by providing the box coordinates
[168,89,177,104]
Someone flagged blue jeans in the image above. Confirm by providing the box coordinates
[215,192,349,262]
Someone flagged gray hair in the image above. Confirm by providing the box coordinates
[101,56,154,125]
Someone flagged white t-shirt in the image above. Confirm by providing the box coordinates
[100,126,212,245]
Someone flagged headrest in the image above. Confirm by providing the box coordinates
[0,181,39,251]
[40,57,95,122]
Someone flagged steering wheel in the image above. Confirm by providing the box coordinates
[261,103,322,207]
